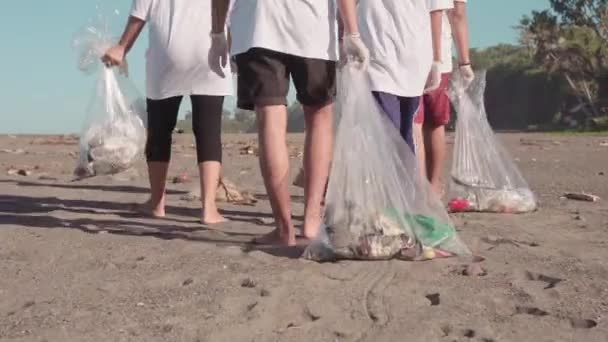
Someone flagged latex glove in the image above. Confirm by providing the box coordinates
[423,61,442,93]
[209,32,229,77]
[341,33,369,70]
[101,45,128,75]
[459,64,475,89]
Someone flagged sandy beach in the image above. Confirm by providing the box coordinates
[1,132,608,342]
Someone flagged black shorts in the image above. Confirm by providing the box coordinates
[235,48,337,111]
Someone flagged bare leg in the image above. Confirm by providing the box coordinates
[254,105,296,246]
[144,161,169,217]
[413,123,427,181]
[199,161,226,224]
[426,124,447,196]
[301,103,333,240]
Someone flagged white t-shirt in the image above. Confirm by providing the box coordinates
[440,0,467,73]
[358,0,454,97]
[130,0,233,100]
[229,0,338,61]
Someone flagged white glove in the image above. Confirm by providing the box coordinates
[341,33,370,70]
[423,61,442,93]
[209,32,229,77]
[459,64,475,89]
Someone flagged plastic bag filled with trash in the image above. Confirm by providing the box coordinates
[303,67,470,262]
[72,11,146,178]
[447,71,536,213]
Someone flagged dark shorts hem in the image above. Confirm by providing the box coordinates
[237,96,288,111]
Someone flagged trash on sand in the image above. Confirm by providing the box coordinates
[172,173,189,184]
[562,192,600,202]
[240,145,257,155]
[253,217,274,226]
[216,178,257,205]
[181,178,257,205]
[7,168,32,177]
[0,149,25,154]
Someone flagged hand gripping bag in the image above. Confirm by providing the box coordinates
[447,71,537,213]
[303,66,470,262]
[72,12,146,178]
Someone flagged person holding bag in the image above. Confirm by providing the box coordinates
[102,0,233,224]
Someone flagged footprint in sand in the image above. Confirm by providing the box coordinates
[515,306,550,316]
[525,271,563,289]
[569,318,598,329]
[515,306,598,330]
[425,293,440,306]
[463,329,475,338]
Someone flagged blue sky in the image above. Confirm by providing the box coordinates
[0,0,549,134]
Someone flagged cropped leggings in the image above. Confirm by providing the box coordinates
[145,95,224,163]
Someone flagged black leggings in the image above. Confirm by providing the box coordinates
[145,95,224,163]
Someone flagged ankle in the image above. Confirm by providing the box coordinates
[202,201,218,212]
[149,195,165,207]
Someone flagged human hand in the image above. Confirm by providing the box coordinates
[342,33,369,70]
[209,32,229,77]
[459,64,475,89]
[101,45,126,68]
[423,61,442,93]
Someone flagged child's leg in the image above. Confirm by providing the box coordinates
[413,101,427,180]
[143,96,183,217]
[397,96,420,153]
[423,73,452,196]
[191,95,226,225]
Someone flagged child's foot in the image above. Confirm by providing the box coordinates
[201,208,228,225]
[301,216,322,241]
[131,200,165,218]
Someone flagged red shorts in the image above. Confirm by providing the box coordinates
[414,73,451,126]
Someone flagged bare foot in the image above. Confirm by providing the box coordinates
[301,216,322,241]
[252,229,296,247]
[131,200,165,218]
[201,207,228,225]
[302,219,321,240]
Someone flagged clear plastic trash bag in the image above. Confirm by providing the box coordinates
[72,13,146,178]
[303,67,470,262]
[447,71,537,213]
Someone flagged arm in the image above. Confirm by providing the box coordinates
[212,0,230,34]
[117,16,146,54]
[448,1,470,65]
[337,0,359,35]
[430,10,443,62]
[102,16,145,69]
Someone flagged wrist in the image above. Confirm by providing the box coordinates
[211,27,224,35]
[210,31,225,39]
[459,61,471,67]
